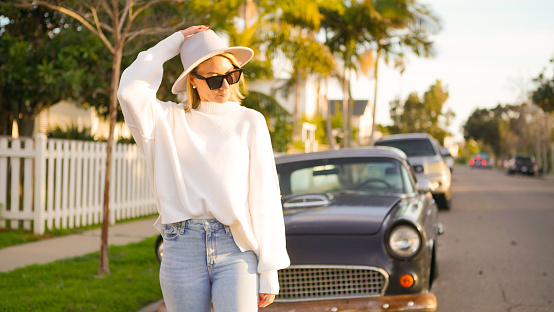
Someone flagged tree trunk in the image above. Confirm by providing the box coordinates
[16,114,35,138]
[1,112,14,136]
[98,43,123,276]
[543,115,549,173]
[369,49,382,146]
[324,78,335,150]
[293,71,302,142]
[347,70,355,146]
[549,113,554,174]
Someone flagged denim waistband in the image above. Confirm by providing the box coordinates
[174,219,228,231]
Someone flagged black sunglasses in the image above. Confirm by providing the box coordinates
[191,67,243,90]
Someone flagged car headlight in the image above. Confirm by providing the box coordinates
[388,224,421,259]
[427,161,446,174]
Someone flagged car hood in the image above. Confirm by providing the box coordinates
[283,194,400,235]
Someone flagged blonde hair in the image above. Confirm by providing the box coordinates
[185,53,248,112]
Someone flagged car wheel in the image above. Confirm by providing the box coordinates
[155,235,163,263]
[429,245,438,290]
[435,193,451,210]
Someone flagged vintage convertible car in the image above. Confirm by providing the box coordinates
[265,147,443,312]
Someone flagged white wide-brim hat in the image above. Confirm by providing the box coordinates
[171,30,254,94]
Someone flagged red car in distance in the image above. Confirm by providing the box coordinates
[469,153,493,168]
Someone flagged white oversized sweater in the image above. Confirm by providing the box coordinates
[117,32,290,294]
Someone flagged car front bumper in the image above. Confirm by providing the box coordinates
[264,293,437,312]
[417,173,450,194]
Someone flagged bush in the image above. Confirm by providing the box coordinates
[47,124,96,141]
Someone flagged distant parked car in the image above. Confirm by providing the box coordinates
[440,147,454,173]
[374,133,452,210]
[469,153,493,169]
[507,154,538,176]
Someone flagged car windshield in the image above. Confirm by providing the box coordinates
[515,156,533,163]
[476,153,489,159]
[375,139,436,157]
[277,157,414,197]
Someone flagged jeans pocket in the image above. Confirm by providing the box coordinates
[163,223,181,241]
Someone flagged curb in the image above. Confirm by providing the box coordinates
[135,300,166,312]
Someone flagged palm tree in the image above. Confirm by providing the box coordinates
[366,0,441,145]
[229,0,337,147]
[321,0,375,147]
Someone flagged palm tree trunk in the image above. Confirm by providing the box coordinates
[342,74,349,148]
[293,71,302,142]
[324,78,335,150]
[347,70,355,146]
[369,48,382,145]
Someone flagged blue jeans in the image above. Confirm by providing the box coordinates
[159,219,259,312]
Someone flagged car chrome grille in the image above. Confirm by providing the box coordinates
[275,265,388,302]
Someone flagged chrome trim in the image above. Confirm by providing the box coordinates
[283,194,330,209]
[275,265,390,303]
[436,223,445,235]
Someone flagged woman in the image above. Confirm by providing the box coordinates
[117,26,290,311]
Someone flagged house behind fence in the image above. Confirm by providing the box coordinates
[0,134,156,235]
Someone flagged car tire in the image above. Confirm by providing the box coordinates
[155,234,163,263]
[435,193,451,210]
[429,245,438,290]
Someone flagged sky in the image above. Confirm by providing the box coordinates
[328,0,554,142]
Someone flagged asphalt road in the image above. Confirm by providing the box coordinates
[432,166,554,312]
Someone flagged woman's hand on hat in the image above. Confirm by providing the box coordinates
[180,25,209,40]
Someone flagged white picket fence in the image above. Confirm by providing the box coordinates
[0,134,156,235]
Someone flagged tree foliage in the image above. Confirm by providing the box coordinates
[0,5,110,136]
[531,59,554,113]
[388,80,453,143]
[250,0,337,143]
[318,0,440,146]
[242,90,291,152]
[366,0,441,144]
[463,103,547,158]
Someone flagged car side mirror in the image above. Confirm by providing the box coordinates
[416,178,438,193]
[440,148,452,157]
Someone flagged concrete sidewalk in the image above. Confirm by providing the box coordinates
[0,216,159,272]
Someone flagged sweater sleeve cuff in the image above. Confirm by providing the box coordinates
[259,270,279,295]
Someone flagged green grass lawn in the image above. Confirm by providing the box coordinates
[0,236,162,312]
